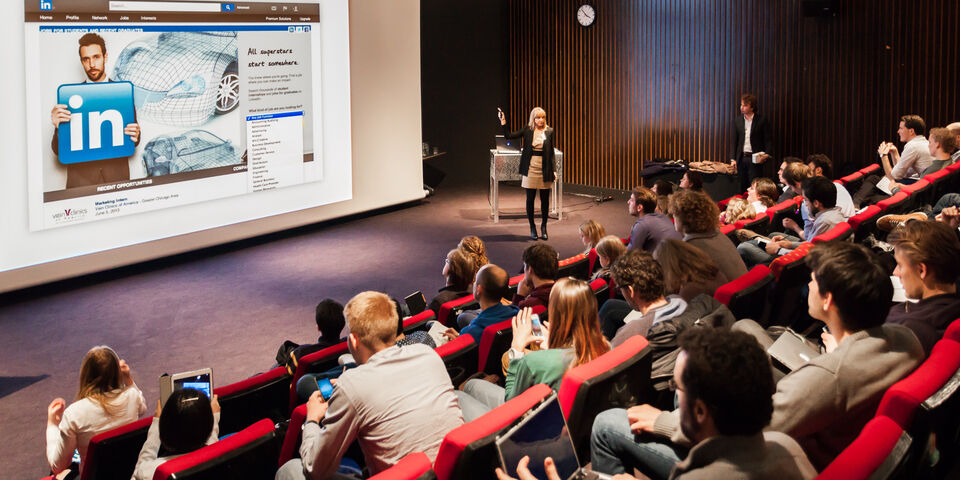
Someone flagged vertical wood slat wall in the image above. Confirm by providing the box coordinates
[506,0,960,190]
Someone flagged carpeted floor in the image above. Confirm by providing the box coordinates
[0,175,633,477]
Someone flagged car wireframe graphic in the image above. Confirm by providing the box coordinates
[141,129,243,176]
[112,31,239,127]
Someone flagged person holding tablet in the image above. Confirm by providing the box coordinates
[499,107,556,240]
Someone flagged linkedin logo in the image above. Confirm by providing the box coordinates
[57,82,136,165]
[39,0,53,11]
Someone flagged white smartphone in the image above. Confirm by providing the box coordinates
[530,314,543,337]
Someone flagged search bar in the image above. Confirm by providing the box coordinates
[109,1,222,12]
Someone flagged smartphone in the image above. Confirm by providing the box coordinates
[757,238,770,249]
[316,377,334,401]
[530,314,543,337]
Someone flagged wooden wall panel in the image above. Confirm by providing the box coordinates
[506,0,960,189]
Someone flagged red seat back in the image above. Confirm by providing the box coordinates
[557,336,653,462]
[369,452,435,480]
[811,222,853,244]
[79,417,153,480]
[859,163,880,175]
[278,403,307,466]
[153,419,278,480]
[404,309,437,333]
[289,342,349,412]
[815,416,910,480]
[587,248,599,275]
[876,339,960,428]
[433,384,552,480]
[215,366,290,437]
[877,192,910,214]
[718,194,742,210]
[847,205,882,242]
[558,253,589,280]
[437,295,479,327]
[478,319,513,375]
[713,265,773,321]
[767,243,814,327]
[946,318,960,343]
[766,197,803,233]
[588,278,609,308]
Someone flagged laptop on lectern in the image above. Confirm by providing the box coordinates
[495,135,521,154]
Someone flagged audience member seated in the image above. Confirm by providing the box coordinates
[590,329,816,480]
[458,235,490,270]
[654,239,729,303]
[737,176,843,269]
[599,250,686,344]
[457,278,609,422]
[669,190,747,281]
[276,299,346,372]
[652,180,675,215]
[626,186,681,252]
[428,248,477,314]
[132,389,221,480]
[853,114,934,207]
[679,171,704,192]
[512,242,558,310]
[590,235,627,283]
[277,291,463,480]
[747,177,778,214]
[805,154,855,218]
[777,157,804,203]
[719,197,757,225]
[730,242,924,469]
[447,264,518,343]
[950,121,960,163]
[45,346,147,477]
[885,220,960,355]
[578,219,607,255]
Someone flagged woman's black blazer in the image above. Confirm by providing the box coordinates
[502,125,555,182]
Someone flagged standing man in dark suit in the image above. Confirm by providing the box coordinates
[730,94,772,193]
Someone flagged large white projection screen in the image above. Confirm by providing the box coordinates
[0,0,424,293]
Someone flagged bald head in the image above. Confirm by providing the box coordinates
[948,122,960,142]
[475,264,509,303]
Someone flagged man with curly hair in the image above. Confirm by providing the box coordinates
[607,250,687,346]
[669,190,747,280]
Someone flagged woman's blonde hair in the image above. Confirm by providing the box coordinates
[595,235,626,263]
[723,197,756,223]
[458,236,489,268]
[527,107,549,130]
[547,278,609,368]
[76,346,126,416]
[578,220,607,250]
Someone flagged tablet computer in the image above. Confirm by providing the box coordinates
[159,368,213,407]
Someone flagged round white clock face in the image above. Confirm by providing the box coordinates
[577,4,595,27]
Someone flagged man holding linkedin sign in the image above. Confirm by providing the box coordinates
[50,33,140,188]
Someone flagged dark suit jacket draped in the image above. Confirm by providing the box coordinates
[502,125,555,182]
[731,114,772,160]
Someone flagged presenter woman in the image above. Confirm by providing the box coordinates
[499,107,555,240]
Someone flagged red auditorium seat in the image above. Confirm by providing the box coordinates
[876,191,910,215]
[587,248,599,275]
[815,416,911,480]
[153,418,278,480]
[923,168,954,201]
[718,194,742,210]
[713,265,773,321]
[215,366,291,436]
[859,163,880,175]
[506,273,524,297]
[369,452,435,480]
[75,417,152,480]
[557,336,654,462]
[734,213,771,236]
[720,223,738,244]
[558,253,590,280]
[434,334,478,386]
[847,205,882,242]
[436,295,479,327]
[945,318,960,343]
[588,278,609,308]
[767,243,814,327]
[278,403,307,466]
[838,171,864,193]
[621,236,630,245]
[403,309,436,333]
[811,222,853,244]
[289,342,349,412]
[477,318,513,375]
[433,384,553,480]
[897,179,932,208]
[766,197,803,234]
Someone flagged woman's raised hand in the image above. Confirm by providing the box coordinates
[498,108,506,126]
[511,307,540,351]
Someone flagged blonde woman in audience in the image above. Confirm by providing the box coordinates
[457,278,609,421]
[654,239,729,302]
[591,235,626,283]
[458,235,489,269]
[719,196,757,224]
[578,219,607,254]
[46,346,147,477]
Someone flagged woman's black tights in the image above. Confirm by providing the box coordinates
[525,188,550,229]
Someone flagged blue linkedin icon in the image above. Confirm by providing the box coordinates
[56,82,136,165]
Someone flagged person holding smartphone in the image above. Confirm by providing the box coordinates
[456,278,610,422]
[499,106,556,240]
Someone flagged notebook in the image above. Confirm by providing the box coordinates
[767,329,822,372]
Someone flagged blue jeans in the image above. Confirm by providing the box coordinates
[931,193,960,218]
[589,409,686,480]
[737,232,800,269]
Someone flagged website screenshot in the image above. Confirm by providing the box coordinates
[24,0,327,230]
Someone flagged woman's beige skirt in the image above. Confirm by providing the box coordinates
[521,155,554,190]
